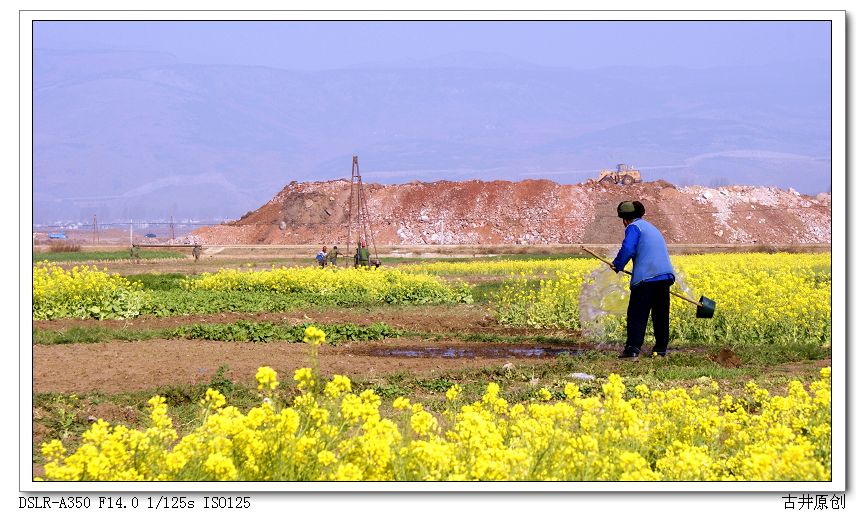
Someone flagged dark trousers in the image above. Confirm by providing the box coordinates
[625,279,674,354]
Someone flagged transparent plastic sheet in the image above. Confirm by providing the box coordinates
[578,262,696,347]
[579,265,628,347]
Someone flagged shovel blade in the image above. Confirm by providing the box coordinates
[697,295,716,319]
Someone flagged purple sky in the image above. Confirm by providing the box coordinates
[34,20,829,70]
[31,19,834,222]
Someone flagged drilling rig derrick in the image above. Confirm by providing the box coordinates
[345,156,380,268]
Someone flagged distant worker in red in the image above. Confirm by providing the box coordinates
[609,201,676,360]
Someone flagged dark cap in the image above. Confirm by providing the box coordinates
[617,201,646,220]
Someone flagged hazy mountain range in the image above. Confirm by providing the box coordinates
[33,48,831,224]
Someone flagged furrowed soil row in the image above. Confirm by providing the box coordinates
[33,338,576,394]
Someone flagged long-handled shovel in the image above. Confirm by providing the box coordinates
[580,246,716,319]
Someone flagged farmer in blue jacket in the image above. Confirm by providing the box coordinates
[610,201,676,359]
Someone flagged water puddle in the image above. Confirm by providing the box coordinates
[366,346,583,358]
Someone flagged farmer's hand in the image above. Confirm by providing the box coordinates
[609,262,617,272]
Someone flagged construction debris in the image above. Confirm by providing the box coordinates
[192,180,831,246]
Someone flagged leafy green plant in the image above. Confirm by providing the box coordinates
[125,273,187,291]
[34,250,185,263]
[141,290,309,317]
[40,395,85,441]
[373,383,408,399]
[32,326,110,345]
[207,365,237,397]
[171,321,401,344]
[32,326,167,345]
[418,377,456,393]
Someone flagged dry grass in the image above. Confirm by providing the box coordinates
[47,241,82,253]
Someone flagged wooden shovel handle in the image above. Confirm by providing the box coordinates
[669,290,703,308]
[579,246,703,308]
[580,245,615,267]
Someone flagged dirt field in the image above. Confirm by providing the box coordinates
[32,304,596,394]
[33,337,599,394]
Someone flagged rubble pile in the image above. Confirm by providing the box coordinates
[193,179,831,246]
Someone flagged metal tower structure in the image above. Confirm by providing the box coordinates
[345,155,379,267]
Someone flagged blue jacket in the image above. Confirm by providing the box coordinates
[612,218,675,288]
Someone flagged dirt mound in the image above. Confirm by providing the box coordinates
[192,179,831,246]
[711,347,743,368]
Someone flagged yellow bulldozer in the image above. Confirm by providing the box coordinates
[593,163,642,185]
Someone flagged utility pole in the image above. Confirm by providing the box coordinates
[92,214,99,245]
[170,215,175,241]
[129,220,133,247]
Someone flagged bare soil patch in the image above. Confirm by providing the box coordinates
[773,358,832,374]
[33,338,579,394]
[711,347,743,367]
[31,304,586,395]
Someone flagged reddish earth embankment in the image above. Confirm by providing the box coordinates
[191,179,831,246]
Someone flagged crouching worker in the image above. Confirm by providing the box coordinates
[354,241,370,268]
[610,201,676,360]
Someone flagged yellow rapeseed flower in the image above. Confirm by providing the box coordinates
[201,388,227,410]
[293,367,315,391]
[324,375,352,398]
[303,326,327,346]
[255,366,280,391]
[393,397,411,411]
[39,366,832,482]
[445,384,462,401]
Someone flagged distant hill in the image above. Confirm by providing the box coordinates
[33,48,830,223]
